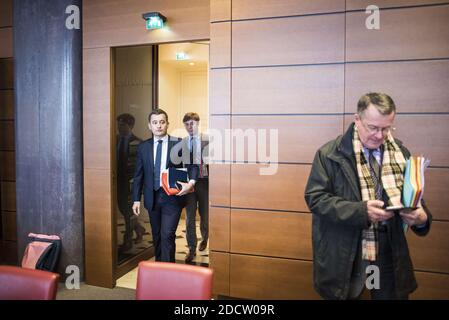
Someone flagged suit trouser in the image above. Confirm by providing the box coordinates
[148,189,183,262]
[352,225,409,300]
[185,179,209,250]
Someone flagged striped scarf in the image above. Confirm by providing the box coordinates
[353,125,406,261]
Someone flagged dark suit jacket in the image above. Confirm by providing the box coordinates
[181,133,209,180]
[132,136,199,210]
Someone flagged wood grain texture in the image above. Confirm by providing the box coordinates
[0,120,14,150]
[0,0,12,28]
[1,181,16,212]
[83,48,111,170]
[408,221,449,274]
[232,13,345,67]
[347,0,449,10]
[232,64,344,114]
[411,271,449,299]
[230,254,320,299]
[211,0,231,22]
[232,115,343,163]
[0,28,13,58]
[209,115,231,162]
[0,151,15,181]
[231,209,312,260]
[83,0,210,49]
[209,163,231,207]
[425,168,449,221]
[231,163,311,212]
[210,22,231,68]
[346,5,449,61]
[345,60,449,114]
[0,58,13,89]
[83,168,114,288]
[232,0,345,20]
[0,90,14,120]
[1,211,16,241]
[210,206,230,252]
[394,115,449,167]
[210,68,231,114]
[209,251,230,296]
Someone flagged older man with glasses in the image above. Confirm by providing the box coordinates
[305,92,432,300]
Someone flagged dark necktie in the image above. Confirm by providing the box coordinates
[153,139,163,191]
[190,136,194,165]
[368,149,382,200]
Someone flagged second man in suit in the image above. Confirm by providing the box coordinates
[132,108,198,263]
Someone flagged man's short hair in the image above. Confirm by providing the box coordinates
[117,113,135,127]
[357,92,396,116]
[148,108,169,123]
[183,112,200,123]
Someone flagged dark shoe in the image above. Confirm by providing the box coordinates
[185,250,196,263]
[198,240,208,251]
[119,241,133,253]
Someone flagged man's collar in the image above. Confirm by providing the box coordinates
[154,135,168,143]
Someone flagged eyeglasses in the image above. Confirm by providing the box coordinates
[361,120,396,135]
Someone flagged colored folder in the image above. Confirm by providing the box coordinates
[402,156,430,208]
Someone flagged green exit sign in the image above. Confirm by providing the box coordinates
[146,17,164,30]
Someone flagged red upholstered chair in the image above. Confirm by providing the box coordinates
[0,265,60,300]
[136,261,213,300]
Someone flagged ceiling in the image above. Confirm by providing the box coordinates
[159,41,209,72]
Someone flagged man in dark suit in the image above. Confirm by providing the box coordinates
[132,108,198,263]
[182,112,209,263]
[116,113,145,253]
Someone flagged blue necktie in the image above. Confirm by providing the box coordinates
[153,140,163,190]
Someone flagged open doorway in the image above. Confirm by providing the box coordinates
[158,41,210,267]
[113,41,209,289]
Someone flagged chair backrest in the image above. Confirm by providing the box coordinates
[0,265,60,300]
[136,261,213,300]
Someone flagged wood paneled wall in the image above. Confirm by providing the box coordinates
[209,0,449,299]
[0,0,16,264]
[83,0,210,287]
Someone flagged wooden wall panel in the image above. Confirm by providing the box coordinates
[1,181,16,212]
[211,0,231,22]
[232,0,345,20]
[231,163,311,212]
[346,5,449,61]
[411,271,449,300]
[210,207,230,252]
[210,22,231,68]
[347,0,449,10]
[232,115,343,163]
[0,90,14,120]
[0,28,13,58]
[232,64,344,114]
[232,14,344,67]
[231,209,312,260]
[408,221,449,274]
[209,251,230,296]
[0,120,14,150]
[1,211,16,241]
[0,240,17,264]
[210,69,230,114]
[230,254,320,299]
[209,115,231,161]
[83,48,111,170]
[0,151,15,181]
[83,168,114,288]
[209,163,231,207]
[0,0,12,28]
[394,115,449,167]
[0,58,13,89]
[425,168,449,221]
[83,0,210,48]
[345,60,449,114]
